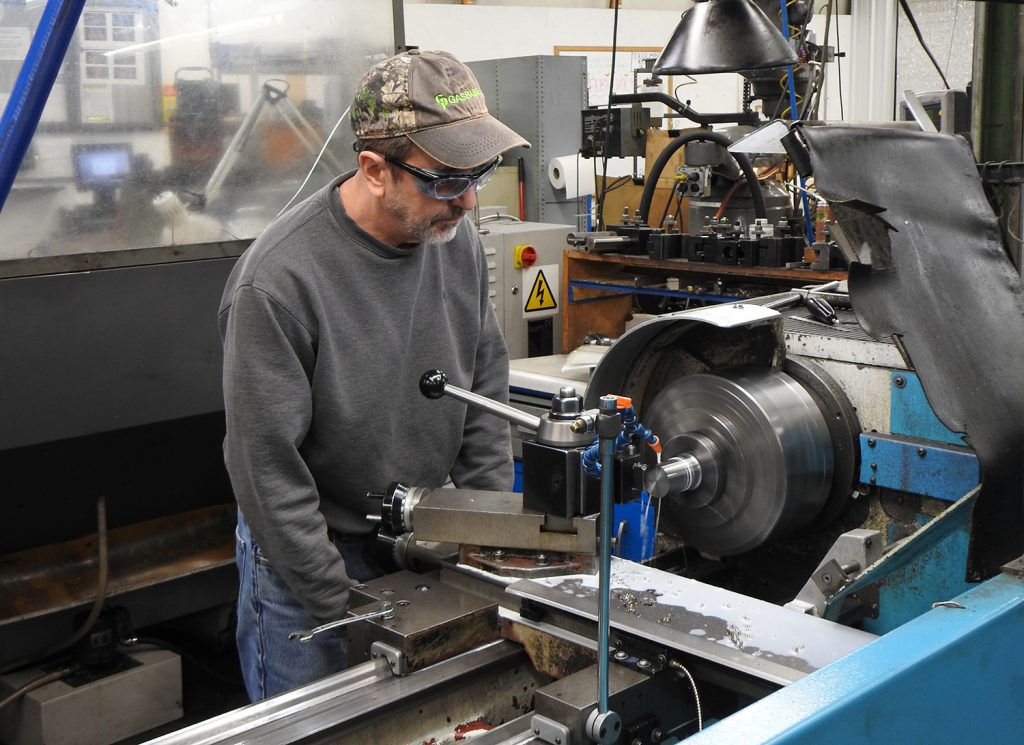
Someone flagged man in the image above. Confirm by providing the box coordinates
[219,49,528,701]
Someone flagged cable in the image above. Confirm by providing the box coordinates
[834,0,845,119]
[714,163,784,220]
[0,667,75,712]
[275,105,351,219]
[779,0,815,246]
[714,179,745,221]
[945,1,962,81]
[821,0,833,113]
[576,150,583,231]
[603,175,632,194]
[1,496,109,676]
[638,130,765,225]
[995,183,1024,247]
[477,212,521,224]
[596,1,622,230]
[656,181,680,230]
[672,76,697,98]
[897,0,951,89]
[799,62,823,120]
[597,175,634,224]
[669,659,703,731]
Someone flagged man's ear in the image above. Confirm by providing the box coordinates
[358,151,390,197]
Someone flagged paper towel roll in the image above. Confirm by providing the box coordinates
[548,154,597,199]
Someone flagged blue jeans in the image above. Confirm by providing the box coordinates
[234,511,385,701]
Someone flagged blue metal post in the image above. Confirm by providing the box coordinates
[0,0,88,214]
[596,395,620,715]
[779,0,815,247]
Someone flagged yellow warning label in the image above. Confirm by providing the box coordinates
[525,269,557,312]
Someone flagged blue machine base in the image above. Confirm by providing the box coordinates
[612,498,655,562]
[684,570,1024,743]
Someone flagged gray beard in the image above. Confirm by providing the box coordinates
[423,220,461,244]
[385,190,465,245]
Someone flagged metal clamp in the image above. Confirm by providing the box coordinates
[288,601,394,643]
[370,641,408,676]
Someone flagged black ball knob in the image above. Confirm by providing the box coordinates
[419,369,448,399]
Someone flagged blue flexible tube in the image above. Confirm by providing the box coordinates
[0,0,87,213]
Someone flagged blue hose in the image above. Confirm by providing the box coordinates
[0,0,87,213]
[779,0,816,247]
[582,406,658,478]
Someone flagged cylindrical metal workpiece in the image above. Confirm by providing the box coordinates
[644,454,703,498]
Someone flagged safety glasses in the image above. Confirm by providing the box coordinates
[384,155,502,201]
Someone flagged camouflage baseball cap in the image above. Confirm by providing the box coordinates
[352,49,529,169]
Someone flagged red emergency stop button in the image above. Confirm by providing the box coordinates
[514,244,537,269]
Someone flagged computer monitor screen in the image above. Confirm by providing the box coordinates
[72,143,133,191]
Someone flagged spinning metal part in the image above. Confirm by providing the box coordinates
[643,367,835,555]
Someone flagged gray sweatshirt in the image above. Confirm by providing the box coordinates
[219,171,513,623]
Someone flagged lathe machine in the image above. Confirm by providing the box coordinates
[140,125,1024,744]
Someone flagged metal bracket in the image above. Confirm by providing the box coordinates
[786,529,883,617]
[530,713,572,745]
[1001,555,1024,578]
[610,634,668,675]
[370,640,408,677]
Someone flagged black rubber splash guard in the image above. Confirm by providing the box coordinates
[795,124,1024,579]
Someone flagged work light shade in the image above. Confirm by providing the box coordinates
[653,0,798,75]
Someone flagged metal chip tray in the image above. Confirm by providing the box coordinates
[507,557,876,687]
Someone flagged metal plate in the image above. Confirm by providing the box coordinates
[347,571,499,672]
[584,302,784,409]
[412,488,597,554]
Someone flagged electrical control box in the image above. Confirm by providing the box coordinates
[479,221,572,361]
[580,106,651,159]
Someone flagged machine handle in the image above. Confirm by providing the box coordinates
[420,369,542,432]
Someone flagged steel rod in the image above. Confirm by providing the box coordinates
[597,396,618,714]
[440,383,542,432]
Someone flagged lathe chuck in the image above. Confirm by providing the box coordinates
[644,367,834,556]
